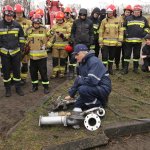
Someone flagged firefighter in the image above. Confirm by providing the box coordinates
[89,7,101,57]
[99,4,123,75]
[0,5,25,97]
[25,14,49,94]
[29,10,35,20]
[141,34,150,72]
[116,5,133,70]
[14,4,32,85]
[64,7,73,25]
[64,44,112,111]
[48,11,71,78]
[123,4,149,74]
[71,8,94,49]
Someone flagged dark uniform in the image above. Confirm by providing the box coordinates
[68,44,112,110]
[89,7,101,57]
[123,14,149,74]
[0,19,25,96]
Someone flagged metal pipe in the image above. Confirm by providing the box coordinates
[39,116,67,126]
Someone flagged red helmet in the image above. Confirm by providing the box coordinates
[3,5,14,16]
[124,5,132,11]
[55,11,65,20]
[29,10,35,18]
[32,14,42,24]
[133,5,142,11]
[35,8,44,17]
[65,45,73,52]
[14,4,24,13]
[64,7,72,13]
[106,4,116,13]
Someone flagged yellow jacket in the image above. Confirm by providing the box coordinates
[48,22,71,49]
[26,25,49,60]
[99,16,124,46]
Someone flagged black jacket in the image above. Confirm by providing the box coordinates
[89,8,101,42]
[71,17,94,47]
[0,19,25,55]
[142,44,150,57]
[124,15,149,40]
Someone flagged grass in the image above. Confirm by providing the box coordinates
[0,70,150,150]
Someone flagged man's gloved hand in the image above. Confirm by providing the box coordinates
[24,44,30,54]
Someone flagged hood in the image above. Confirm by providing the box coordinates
[79,8,87,15]
[91,7,101,16]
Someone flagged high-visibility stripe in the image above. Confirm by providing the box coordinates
[0,48,20,55]
[133,59,139,62]
[68,64,77,67]
[13,78,21,81]
[42,81,49,85]
[127,22,145,28]
[3,78,11,82]
[124,59,130,62]
[53,43,67,47]
[144,28,149,33]
[108,60,114,63]
[102,61,108,64]
[28,34,47,38]
[32,80,39,84]
[30,50,47,57]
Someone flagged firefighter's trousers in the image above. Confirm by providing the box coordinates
[21,55,30,80]
[52,48,68,74]
[101,46,116,66]
[115,46,121,67]
[30,58,49,88]
[124,42,142,68]
[1,52,21,87]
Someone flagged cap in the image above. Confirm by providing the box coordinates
[72,44,88,55]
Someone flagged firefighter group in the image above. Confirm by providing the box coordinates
[0,3,150,97]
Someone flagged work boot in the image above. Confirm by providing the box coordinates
[133,61,139,74]
[122,62,129,75]
[5,87,11,97]
[108,62,114,75]
[16,87,24,96]
[31,85,38,92]
[44,87,50,94]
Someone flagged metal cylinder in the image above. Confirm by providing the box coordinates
[39,116,67,126]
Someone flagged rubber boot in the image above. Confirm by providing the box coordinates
[133,61,139,74]
[16,87,24,96]
[122,62,129,74]
[108,62,114,75]
[31,84,38,92]
[59,66,65,78]
[5,87,11,97]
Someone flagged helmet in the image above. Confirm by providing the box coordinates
[29,10,35,18]
[32,14,42,24]
[106,4,116,13]
[64,7,72,13]
[14,4,24,13]
[65,45,73,52]
[3,5,14,16]
[133,5,142,11]
[55,11,65,20]
[35,8,44,17]
[124,5,132,11]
